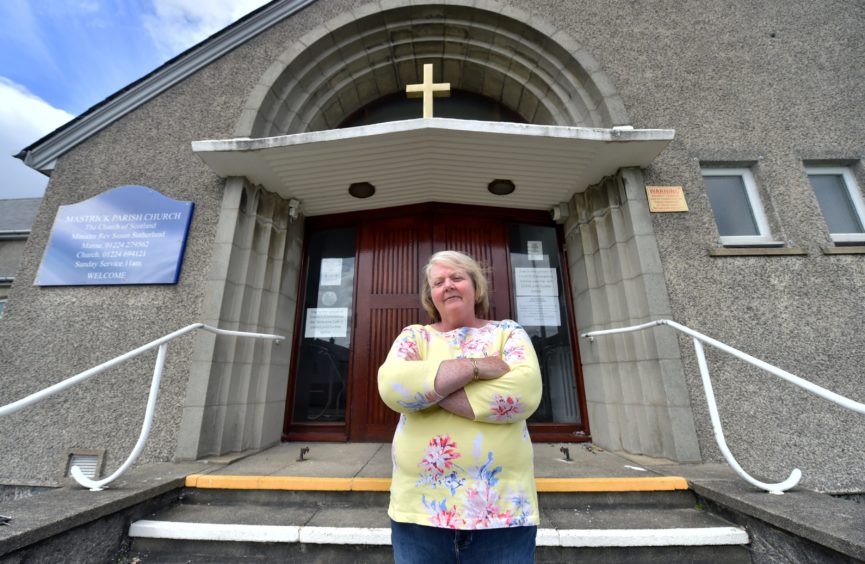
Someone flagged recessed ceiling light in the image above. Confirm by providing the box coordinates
[487,179,515,196]
[348,182,376,199]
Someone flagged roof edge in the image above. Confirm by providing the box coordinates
[192,118,676,153]
[16,0,319,174]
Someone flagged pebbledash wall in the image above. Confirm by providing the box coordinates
[1,0,863,492]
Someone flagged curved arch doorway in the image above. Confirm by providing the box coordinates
[283,203,589,443]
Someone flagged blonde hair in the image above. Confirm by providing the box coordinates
[421,250,490,322]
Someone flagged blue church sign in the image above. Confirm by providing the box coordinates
[35,185,194,286]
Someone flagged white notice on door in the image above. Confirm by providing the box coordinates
[320,258,343,286]
[516,296,561,327]
[305,308,348,338]
[527,241,543,261]
[514,267,558,296]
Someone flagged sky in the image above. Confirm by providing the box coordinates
[0,0,272,200]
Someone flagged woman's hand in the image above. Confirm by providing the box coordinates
[473,356,510,380]
[435,358,510,420]
[433,356,509,398]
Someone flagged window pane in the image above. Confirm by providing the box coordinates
[292,227,356,423]
[808,174,864,234]
[704,175,760,236]
[508,224,581,424]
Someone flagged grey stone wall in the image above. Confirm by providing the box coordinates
[0,0,351,485]
[533,0,865,491]
[1,0,863,492]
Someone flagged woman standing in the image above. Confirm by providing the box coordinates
[378,250,542,564]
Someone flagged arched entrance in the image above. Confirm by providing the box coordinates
[183,1,700,464]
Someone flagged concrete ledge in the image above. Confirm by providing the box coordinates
[708,247,808,257]
[0,462,210,558]
[128,520,747,548]
[688,476,865,561]
[130,520,301,543]
[822,245,865,255]
[184,475,689,492]
[186,475,391,491]
[554,527,747,548]
[537,477,688,492]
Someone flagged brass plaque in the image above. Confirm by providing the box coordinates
[646,185,688,213]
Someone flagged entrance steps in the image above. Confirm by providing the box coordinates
[126,477,751,563]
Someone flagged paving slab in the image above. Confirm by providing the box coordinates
[354,444,393,478]
[533,443,657,478]
[212,441,663,480]
[211,442,385,477]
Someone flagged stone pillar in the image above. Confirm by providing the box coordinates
[176,178,303,460]
[564,168,701,462]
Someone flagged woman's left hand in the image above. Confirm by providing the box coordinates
[473,356,510,380]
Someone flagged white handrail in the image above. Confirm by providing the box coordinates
[1,323,284,491]
[581,319,865,494]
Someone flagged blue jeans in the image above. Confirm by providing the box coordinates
[390,520,536,564]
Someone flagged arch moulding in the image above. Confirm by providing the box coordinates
[234,0,631,137]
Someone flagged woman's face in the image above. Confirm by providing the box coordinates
[428,263,476,320]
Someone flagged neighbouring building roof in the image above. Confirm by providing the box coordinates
[0,198,41,233]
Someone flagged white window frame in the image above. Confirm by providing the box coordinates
[702,167,775,246]
[805,166,865,244]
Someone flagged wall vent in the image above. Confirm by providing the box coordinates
[65,449,105,479]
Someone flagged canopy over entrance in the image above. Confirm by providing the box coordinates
[192,118,674,216]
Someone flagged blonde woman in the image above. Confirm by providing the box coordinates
[378,250,542,563]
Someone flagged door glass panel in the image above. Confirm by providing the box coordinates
[509,224,581,423]
[291,227,355,423]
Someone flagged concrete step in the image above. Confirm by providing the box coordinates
[126,487,751,563]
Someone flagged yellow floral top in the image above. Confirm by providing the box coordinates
[378,320,542,529]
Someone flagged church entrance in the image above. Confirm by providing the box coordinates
[283,203,589,442]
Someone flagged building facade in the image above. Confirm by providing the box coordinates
[0,198,40,317]
[3,0,864,493]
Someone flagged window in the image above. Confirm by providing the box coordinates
[339,89,526,128]
[805,166,865,244]
[702,167,775,245]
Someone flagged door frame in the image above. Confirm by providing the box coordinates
[282,202,590,442]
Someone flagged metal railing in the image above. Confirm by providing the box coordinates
[0,323,284,491]
[582,319,865,494]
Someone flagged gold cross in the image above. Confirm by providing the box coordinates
[405,64,450,118]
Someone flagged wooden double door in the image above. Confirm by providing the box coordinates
[349,212,513,440]
[284,204,587,443]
